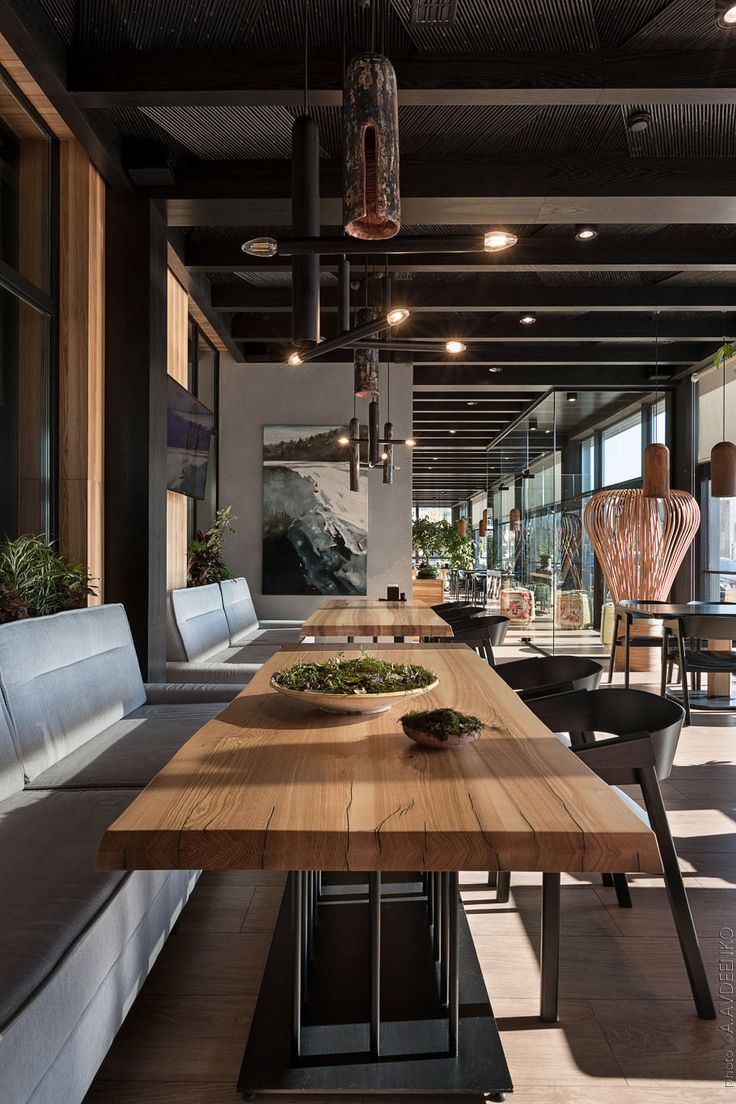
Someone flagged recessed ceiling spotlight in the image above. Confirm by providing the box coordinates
[483,229,518,252]
[529,418,537,431]
[519,313,536,325]
[466,400,478,406]
[545,427,552,434]
[386,307,410,326]
[241,236,278,257]
[445,339,467,354]
[488,366,502,374]
[717,1,736,26]
[575,224,598,241]
[287,351,303,366]
[627,110,652,133]
[449,428,456,434]
[567,391,578,403]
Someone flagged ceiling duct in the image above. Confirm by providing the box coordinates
[410,0,458,23]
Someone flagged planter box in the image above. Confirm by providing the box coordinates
[412,577,444,606]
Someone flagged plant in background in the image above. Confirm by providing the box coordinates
[0,535,96,624]
[187,507,237,587]
[411,517,474,571]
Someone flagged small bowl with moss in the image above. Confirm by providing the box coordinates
[400,707,485,749]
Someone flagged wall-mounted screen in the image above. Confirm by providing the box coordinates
[166,376,213,500]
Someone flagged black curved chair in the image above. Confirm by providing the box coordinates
[433,603,486,623]
[449,614,510,664]
[521,687,714,1022]
[493,655,604,701]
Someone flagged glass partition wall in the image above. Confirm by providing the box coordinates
[483,388,669,654]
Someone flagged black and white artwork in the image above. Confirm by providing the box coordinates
[262,425,368,595]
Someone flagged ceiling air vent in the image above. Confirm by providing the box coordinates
[410,0,458,23]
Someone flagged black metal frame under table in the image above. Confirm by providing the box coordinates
[238,871,512,1100]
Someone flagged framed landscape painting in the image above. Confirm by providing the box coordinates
[262,425,368,595]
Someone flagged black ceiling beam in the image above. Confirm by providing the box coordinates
[68,47,736,108]
[0,0,129,188]
[213,284,736,314]
[231,312,729,342]
[161,158,736,226]
[412,365,667,387]
[193,238,736,274]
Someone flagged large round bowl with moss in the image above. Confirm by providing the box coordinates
[270,651,439,715]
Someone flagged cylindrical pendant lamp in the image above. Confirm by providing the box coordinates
[509,507,521,532]
[712,441,736,498]
[343,53,400,240]
[349,416,360,492]
[368,399,380,466]
[457,518,466,538]
[382,421,394,484]
[291,114,320,343]
[711,342,736,497]
[643,442,671,499]
[354,308,380,397]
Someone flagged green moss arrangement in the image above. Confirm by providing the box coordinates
[400,707,484,743]
[272,650,437,696]
[417,564,438,579]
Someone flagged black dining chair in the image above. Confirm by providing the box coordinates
[521,687,714,1022]
[431,601,483,618]
[449,614,510,664]
[493,655,604,700]
[662,615,736,725]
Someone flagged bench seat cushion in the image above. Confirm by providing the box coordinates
[231,626,303,647]
[0,787,196,1103]
[25,702,224,790]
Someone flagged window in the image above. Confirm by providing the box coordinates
[602,412,642,486]
[581,435,596,492]
[653,398,666,445]
[0,69,55,541]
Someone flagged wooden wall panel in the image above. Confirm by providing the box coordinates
[58,141,105,601]
[166,271,189,593]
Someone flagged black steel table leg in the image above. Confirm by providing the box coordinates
[301,871,309,1006]
[448,871,460,1057]
[433,871,442,963]
[393,635,405,643]
[540,872,560,1023]
[428,868,435,928]
[369,871,381,1058]
[624,614,631,689]
[292,872,303,1057]
[441,873,450,1006]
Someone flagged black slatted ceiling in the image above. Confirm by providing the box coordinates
[625,104,736,158]
[497,104,629,157]
[73,0,265,51]
[625,0,725,48]
[141,105,341,160]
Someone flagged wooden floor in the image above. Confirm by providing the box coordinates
[85,660,736,1103]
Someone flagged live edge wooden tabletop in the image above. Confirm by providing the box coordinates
[300,601,453,639]
[98,644,661,876]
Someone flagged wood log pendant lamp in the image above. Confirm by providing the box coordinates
[354,308,380,398]
[711,344,736,498]
[457,518,467,538]
[343,53,400,240]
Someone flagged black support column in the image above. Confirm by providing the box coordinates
[104,193,169,679]
[671,378,697,603]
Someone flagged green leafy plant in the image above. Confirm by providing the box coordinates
[400,707,485,742]
[0,534,96,624]
[272,650,437,696]
[412,517,474,571]
[416,564,439,579]
[187,507,236,587]
[715,341,736,369]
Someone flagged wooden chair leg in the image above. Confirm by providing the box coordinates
[496,871,511,903]
[638,767,715,1019]
[612,873,633,908]
[540,872,560,1022]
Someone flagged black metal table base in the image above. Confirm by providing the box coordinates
[668,688,736,711]
[238,872,512,1098]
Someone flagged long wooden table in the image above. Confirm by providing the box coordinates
[98,644,661,1099]
[301,598,454,641]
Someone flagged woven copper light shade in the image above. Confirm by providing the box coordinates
[457,518,466,538]
[642,442,671,499]
[354,308,380,397]
[711,440,736,498]
[343,52,400,240]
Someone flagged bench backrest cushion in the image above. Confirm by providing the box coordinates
[220,577,258,640]
[0,696,23,802]
[0,605,146,781]
[169,583,231,662]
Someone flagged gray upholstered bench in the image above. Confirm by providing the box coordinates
[0,603,237,1103]
[166,577,303,683]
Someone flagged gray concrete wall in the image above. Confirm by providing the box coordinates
[219,358,413,620]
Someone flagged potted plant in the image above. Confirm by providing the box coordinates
[271,650,439,715]
[0,534,96,624]
[187,507,236,587]
[400,707,486,749]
